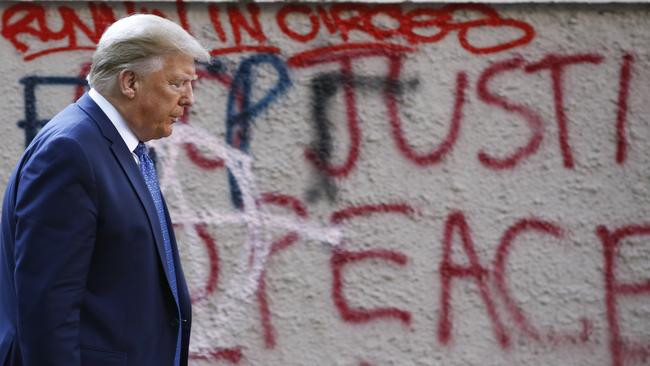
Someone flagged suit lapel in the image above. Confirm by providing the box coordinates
[76,93,177,302]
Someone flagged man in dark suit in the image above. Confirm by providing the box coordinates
[0,14,209,366]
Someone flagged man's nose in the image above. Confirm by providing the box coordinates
[180,82,194,107]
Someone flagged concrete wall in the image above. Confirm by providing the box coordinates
[1,2,650,365]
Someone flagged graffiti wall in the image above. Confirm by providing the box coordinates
[1,2,650,365]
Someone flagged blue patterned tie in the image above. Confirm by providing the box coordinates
[134,143,181,366]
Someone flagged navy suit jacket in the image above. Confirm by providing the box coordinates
[0,93,191,366]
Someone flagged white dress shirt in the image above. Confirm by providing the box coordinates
[88,88,140,163]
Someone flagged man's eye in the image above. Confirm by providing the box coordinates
[170,81,182,88]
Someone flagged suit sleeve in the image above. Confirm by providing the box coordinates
[13,136,97,366]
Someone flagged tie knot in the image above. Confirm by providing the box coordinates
[134,142,148,159]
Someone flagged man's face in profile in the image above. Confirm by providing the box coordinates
[130,53,197,141]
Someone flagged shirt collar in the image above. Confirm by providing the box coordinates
[88,88,140,153]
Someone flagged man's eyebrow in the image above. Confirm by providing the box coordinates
[171,73,198,81]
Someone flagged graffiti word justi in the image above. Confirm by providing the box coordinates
[290,50,634,201]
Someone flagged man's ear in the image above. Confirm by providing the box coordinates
[118,70,137,99]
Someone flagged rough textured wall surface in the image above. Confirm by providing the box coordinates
[1,2,650,365]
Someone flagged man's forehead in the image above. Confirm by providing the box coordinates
[166,65,198,80]
[162,54,197,77]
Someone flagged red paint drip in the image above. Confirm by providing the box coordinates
[615,53,634,164]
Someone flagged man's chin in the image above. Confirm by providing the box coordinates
[161,124,174,137]
[147,127,173,141]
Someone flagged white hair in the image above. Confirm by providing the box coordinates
[88,14,210,95]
